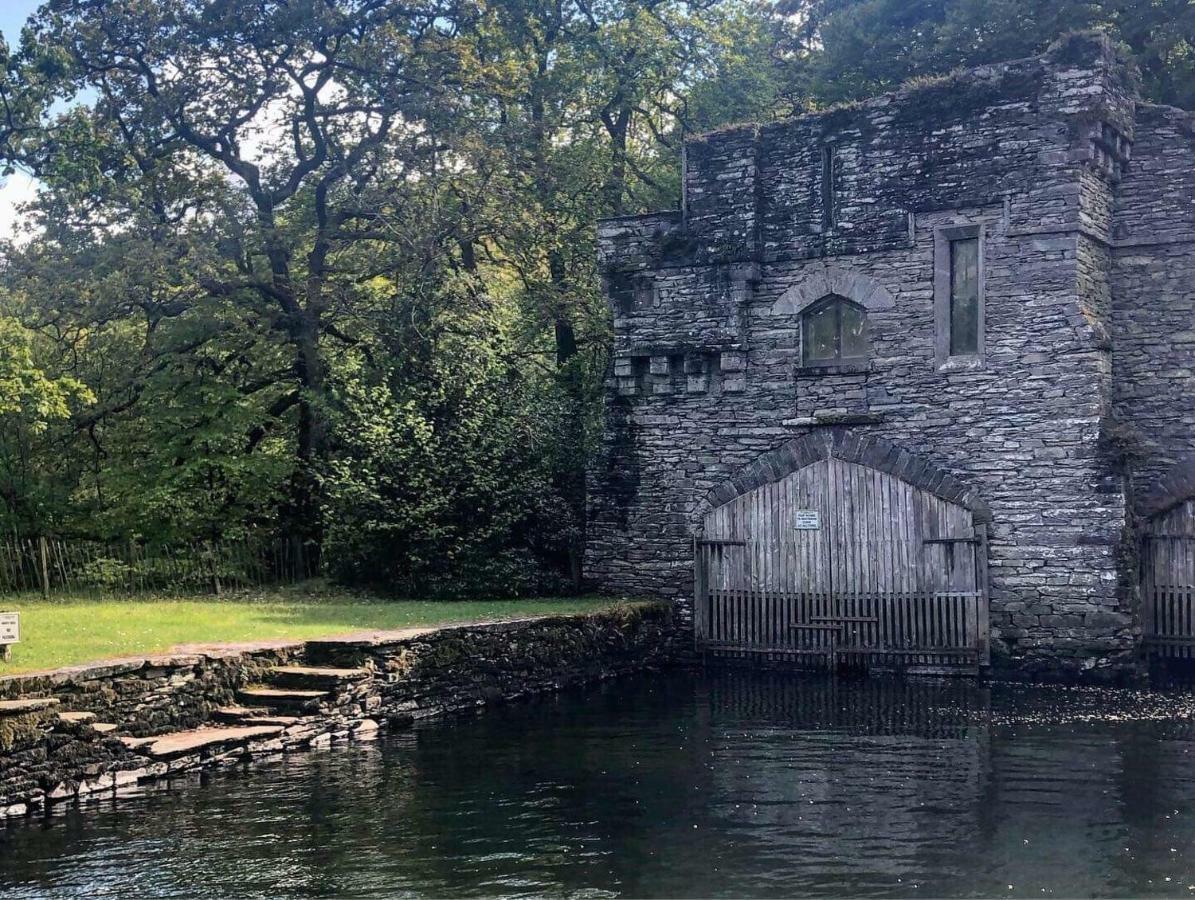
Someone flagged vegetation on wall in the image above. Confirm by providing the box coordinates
[0,0,1189,595]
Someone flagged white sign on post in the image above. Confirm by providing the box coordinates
[0,611,19,645]
[793,510,821,530]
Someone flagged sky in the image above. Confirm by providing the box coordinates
[0,1,46,241]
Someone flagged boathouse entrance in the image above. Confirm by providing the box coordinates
[1142,499,1195,660]
[694,456,990,674]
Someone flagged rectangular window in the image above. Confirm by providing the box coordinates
[949,237,980,355]
[821,144,837,230]
[934,224,984,367]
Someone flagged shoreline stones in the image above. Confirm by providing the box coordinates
[0,603,680,823]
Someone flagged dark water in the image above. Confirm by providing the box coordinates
[4,672,1195,898]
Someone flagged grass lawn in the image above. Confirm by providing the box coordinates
[0,583,621,675]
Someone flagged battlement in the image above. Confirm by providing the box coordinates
[600,31,1137,277]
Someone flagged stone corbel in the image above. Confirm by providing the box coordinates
[727,262,761,306]
[728,262,760,347]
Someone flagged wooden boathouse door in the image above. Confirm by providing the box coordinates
[1142,499,1195,660]
[694,457,990,673]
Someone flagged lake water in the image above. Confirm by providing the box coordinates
[4,670,1195,898]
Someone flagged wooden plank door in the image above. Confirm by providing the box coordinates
[1142,500,1195,659]
[696,457,986,668]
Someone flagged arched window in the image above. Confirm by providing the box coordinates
[801,294,868,366]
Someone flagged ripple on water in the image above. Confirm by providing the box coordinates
[3,672,1195,897]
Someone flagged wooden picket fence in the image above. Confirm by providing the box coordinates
[0,536,319,598]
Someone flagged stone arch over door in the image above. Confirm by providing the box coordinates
[693,429,991,534]
[1138,451,1195,521]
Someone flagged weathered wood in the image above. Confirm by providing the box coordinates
[696,458,987,672]
[1143,500,1195,660]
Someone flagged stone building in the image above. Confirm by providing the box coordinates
[585,33,1195,678]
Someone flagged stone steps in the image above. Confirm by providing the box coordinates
[57,711,96,724]
[236,686,329,711]
[240,714,301,726]
[213,705,300,727]
[0,698,59,714]
[213,704,272,722]
[119,735,156,750]
[268,665,372,689]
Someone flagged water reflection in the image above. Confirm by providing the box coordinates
[2,671,1195,898]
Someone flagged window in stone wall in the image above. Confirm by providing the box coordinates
[821,144,838,230]
[934,224,985,367]
[801,294,868,366]
[949,237,980,355]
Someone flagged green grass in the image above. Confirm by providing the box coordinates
[0,583,620,675]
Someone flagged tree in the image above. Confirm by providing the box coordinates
[777,0,1195,109]
[4,0,479,541]
[0,312,92,534]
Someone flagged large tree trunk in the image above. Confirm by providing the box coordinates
[288,310,325,548]
[602,97,632,217]
[260,205,327,548]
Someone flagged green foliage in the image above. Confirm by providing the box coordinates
[0,312,93,534]
[73,556,133,591]
[323,275,577,597]
[2,0,1186,597]
[0,316,90,425]
[780,0,1195,109]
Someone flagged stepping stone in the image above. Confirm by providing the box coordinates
[213,705,273,722]
[91,723,119,734]
[237,686,329,711]
[213,705,299,726]
[239,714,300,726]
[142,725,285,760]
[120,736,156,750]
[268,665,371,689]
[58,711,97,724]
[0,698,59,715]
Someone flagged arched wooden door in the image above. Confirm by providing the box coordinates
[694,457,989,672]
[1142,499,1195,659]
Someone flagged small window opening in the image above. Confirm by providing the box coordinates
[821,144,837,230]
[801,294,867,366]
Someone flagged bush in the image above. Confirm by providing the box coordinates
[323,306,579,599]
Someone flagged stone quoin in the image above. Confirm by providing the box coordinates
[584,32,1195,678]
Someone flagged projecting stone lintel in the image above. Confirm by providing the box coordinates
[782,413,884,428]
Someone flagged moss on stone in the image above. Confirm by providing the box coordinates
[0,711,51,753]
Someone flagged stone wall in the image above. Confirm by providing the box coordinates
[586,33,1164,677]
[0,604,681,821]
[0,647,303,737]
[308,606,683,719]
[1112,102,1195,518]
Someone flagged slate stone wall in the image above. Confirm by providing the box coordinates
[1111,103,1195,517]
[308,604,683,719]
[585,33,1186,677]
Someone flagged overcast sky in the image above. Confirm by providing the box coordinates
[0,1,46,241]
